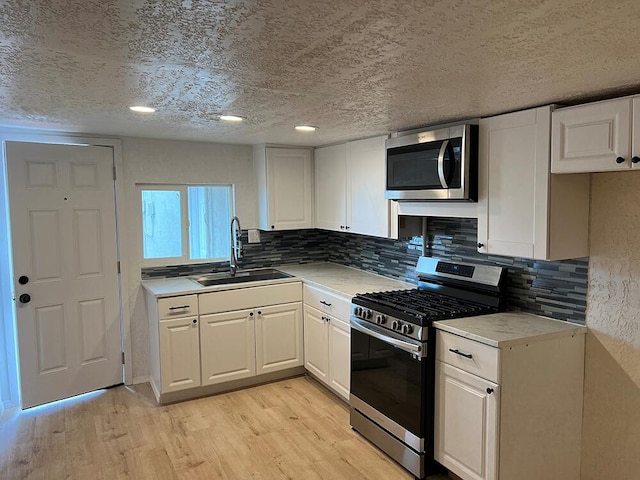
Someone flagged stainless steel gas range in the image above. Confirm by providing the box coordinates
[349,257,506,479]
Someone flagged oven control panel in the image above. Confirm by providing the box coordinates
[351,305,427,342]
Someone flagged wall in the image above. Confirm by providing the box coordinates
[143,222,588,324]
[582,172,640,479]
[121,137,256,381]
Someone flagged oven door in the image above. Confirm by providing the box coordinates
[350,317,430,450]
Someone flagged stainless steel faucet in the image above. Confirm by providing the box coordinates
[230,216,242,276]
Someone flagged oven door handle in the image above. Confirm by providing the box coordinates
[351,318,424,357]
[437,139,450,188]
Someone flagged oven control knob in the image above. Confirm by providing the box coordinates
[375,314,387,325]
[391,320,400,330]
[364,309,372,320]
[402,324,414,335]
[354,307,362,317]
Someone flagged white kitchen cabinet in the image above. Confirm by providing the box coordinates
[302,284,351,400]
[159,317,202,393]
[200,309,256,385]
[436,362,499,480]
[199,282,303,386]
[303,305,329,382]
[327,314,350,399]
[255,145,313,230]
[314,143,347,232]
[256,303,304,375]
[434,322,585,480]
[144,292,202,399]
[551,96,640,173]
[314,135,391,238]
[478,106,590,260]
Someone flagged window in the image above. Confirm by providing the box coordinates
[139,184,234,265]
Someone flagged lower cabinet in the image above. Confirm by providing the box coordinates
[200,308,256,385]
[435,328,584,480]
[201,302,303,386]
[436,361,499,480]
[159,317,202,393]
[303,303,350,400]
[146,282,303,403]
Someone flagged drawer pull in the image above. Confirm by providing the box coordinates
[486,387,494,395]
[320,300,332,307]
[449,348,473,359]
[169,305,190,310]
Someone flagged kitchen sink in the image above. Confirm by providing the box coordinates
[192,268,293,287]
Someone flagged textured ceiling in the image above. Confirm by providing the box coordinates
[1,0,640,147]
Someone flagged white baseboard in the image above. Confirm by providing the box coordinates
[132,375,150,385]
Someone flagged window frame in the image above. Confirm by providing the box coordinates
[137,183,235,268]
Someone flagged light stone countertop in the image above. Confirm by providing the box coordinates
[277,262,414,299]
[141,262,414,299]
[141,273,300,298]
[433,311,587,348]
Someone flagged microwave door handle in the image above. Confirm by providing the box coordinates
[437,140,450,188]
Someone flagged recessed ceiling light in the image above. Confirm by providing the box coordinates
[129,105,156,113]
[219,115,245,122]
[295,125,318,132]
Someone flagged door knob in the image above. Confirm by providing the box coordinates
[19,293,31,304]
[18,275,29,285]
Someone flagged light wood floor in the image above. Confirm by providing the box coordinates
[0,376,450,479]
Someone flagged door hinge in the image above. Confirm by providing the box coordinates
[113,165,117,181]
[121,352,125,365]
[117,261,121,274]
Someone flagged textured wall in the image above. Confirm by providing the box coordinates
[582,172,640,479]
[121,136,256,381]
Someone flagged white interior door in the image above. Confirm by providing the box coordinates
[5,141,123,408]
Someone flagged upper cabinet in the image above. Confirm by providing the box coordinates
[478,106,590,260]
[255,146,313,231]
[552,96,640,173]
[314,135,391,238]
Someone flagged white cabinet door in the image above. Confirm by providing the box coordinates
[200,309,256,385]
[552,98,632,173]
[159,317,201,393]
[435,361,499,480]
[478,107,550,259]
[303,305,329,382]
[256,302,303,374]
[314,143,347,231]
[632,97,640,169]
[346,136,389,237]
[328,317,350,400]
[262,147,313,230]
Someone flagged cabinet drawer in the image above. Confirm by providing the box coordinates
[303,284,351,321]
[199,282,302,315]
[436,330,500,383]
[158,294,199,319]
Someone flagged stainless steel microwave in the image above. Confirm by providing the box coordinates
[385,123,478,201]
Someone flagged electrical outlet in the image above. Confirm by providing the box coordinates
[248,229,261,243]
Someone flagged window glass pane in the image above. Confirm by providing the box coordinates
[188,186,232,260]
[141,190,182,259]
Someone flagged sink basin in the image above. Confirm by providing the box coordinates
[192,269,293,287]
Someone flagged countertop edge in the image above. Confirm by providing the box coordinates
[433,315,587,348]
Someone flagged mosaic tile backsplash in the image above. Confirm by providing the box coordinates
[142,218,588,324]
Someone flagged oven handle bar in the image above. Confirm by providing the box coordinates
[350,318,425,357]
